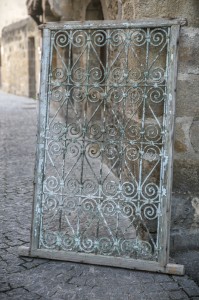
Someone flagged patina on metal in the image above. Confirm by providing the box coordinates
[19,20,184,274]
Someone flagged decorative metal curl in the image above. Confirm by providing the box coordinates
[68,123,82,138]
[149,67,165,83]
[143,145,160,162]
[71,86,86,102]
[72,30,88,47]
[88,87,103,102]
[103,181,118,196]
[54,31,70,47]
[64,197,77,211]
[130,29,146,46]
[71,67,86,83]
[62,234,75,250]
[145,124,161,142]
[142,182,159,201]
[104,144,118,160]
[137,240,152,258]
[92,30,107,46]
[43,196,58,212]
[101,199,117,216]
[89,67,103,83]
[125,145,140,161]
[142,204,158,220]
[51,87,65,102]
[148,87,164,103]
[127,87,144,104]
[106,124,119,138]
[80,237,95,253]
[110,29,125,46]
[120,201,135,218]
[150,28,167,46]
[122,181,137,197]
[45,176,60,192]
[66,142,80,158]
[51,122,65,136]
[87,123,102,140]
[48,141,62,156]
[99,237,113,254]
[109,87,124,103]
[41,231,57,249]
[52,68,66,82]
[81,198,96,213]
[128,68,142,82]
[83,179,97,195]
[110,68,125,84]
[120,239,133,254]
[86,143,101,158]
[66,178,80,195]
[126,124,141,141]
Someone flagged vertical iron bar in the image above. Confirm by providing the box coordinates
[30,28,51,252]
[158,25,180,266]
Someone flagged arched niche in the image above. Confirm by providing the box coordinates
[85,0,104,20]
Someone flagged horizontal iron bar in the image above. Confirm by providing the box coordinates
[39,19,187,30]
[18,246,185,275]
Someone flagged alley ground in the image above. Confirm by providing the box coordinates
[0,90,199,300]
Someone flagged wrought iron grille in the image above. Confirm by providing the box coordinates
[30,20,180,272]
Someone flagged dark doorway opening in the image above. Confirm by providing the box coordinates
[86,0,104,20]
[28,37,36,98]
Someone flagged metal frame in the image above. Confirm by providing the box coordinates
[19,19,184,275]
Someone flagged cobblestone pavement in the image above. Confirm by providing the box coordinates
[0,91,199,300]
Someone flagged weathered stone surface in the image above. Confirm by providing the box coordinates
[1,18,40,97]
[42,0,199,26]
[172,253,199,290]
[171,193,195,230]
[171,231,199,251]
[48,0,73,20]
[176,76,199,117]
[174,117,193,154]
[178,27,199,75]
[190,116,199,153]
[170,192,199,251]
[173,159,199,192]
[121,0,199,27]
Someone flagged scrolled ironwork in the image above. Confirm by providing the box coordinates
[36,23,174,264]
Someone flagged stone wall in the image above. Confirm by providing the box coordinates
[171,78,199,252]
[1,18,41,98]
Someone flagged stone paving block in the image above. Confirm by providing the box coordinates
[173,276,199,297]
[134,271,155,283]
[154,274,173,283]
[160,281,181,291]
[169,290,190,300]
[5,287,41,300]
[0,282,10,293]
[0,294,10,300]
[127,291,146,300]
[182,285,199,298]
[143,282,165,293]
[147,291,171,300]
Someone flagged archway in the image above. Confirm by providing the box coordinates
[86,0,104,20]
